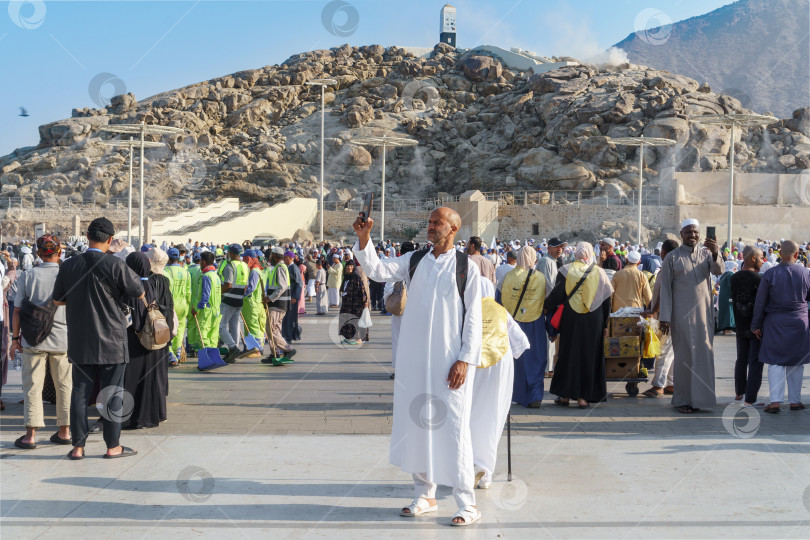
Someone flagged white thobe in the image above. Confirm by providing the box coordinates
[353,241,483,494]
[470,313,529,482]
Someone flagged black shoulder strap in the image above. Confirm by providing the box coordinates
[408,248,430,282]
[454,250,467,316]
[512,269,534,318]
[566,263,595,301]
[408,247,468,321]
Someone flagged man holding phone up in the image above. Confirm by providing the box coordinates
[657,219,723,414]
[352,207,484,526]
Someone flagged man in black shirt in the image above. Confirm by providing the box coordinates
[729,246,765,406]
[53,217,144,459]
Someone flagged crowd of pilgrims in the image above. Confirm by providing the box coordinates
[2,220,808,453]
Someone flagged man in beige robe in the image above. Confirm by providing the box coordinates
[658,219,723,413]
[611,250,652,310]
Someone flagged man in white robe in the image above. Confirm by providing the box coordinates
[658,219,723,413]
[353,207,484,526]
[470,279,529,489]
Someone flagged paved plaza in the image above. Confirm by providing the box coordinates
[1,308,809,538]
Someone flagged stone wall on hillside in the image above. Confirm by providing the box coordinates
[497,204,678,244]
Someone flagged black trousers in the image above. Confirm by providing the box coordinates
[282,306,300,342]
[369,280,384,310]
[734,332,764,403]
[70,362,127,449]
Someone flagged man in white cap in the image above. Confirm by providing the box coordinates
[658,218,723,414]
[610,249,652,311]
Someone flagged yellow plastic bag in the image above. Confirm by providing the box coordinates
[642,325,661,358]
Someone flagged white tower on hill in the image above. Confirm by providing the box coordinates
[440,4,456,48]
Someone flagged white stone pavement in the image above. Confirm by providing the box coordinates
[1,313,809,538]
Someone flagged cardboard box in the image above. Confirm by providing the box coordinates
[610,316,641,337]
[604,336,641,358]
[605,357,641,379]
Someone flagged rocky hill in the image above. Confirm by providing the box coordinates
[1,42,809,220]
[615,0,809,119]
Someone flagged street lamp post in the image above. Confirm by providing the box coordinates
[608,135,676,245]
[688,113,776,250]
[305,79,337,243]
[98,138,165,243]
[349,135,418,243]
[99,122,185,246]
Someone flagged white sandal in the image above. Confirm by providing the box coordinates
[450,505,481,526]
[400,497,438,517]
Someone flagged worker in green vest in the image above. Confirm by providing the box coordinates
[219,244,249,363]
[191,251,222,352]
[241,249,266,357]
[164,247,191,365]
[186,251,203,353]
[215,245,224,258]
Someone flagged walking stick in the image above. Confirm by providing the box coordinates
[507,414,512,482]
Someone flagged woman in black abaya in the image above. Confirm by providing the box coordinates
[545,242,614,408]
[122,252,174,429]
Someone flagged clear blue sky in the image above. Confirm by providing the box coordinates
[0,0,735,156]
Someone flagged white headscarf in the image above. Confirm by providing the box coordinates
[575,242,594,264]
[146,247,168,274]
[517,245,537,269]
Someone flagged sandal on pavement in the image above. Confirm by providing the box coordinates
[764,405,781,414]
[450,505,482,526]
[790,403,806,411]
[642,387,663,398]
[103,446,138,459]
[400,497,437,517]
[50,433,72,445]
[663,386,675,395]
[67,449,84,460]
[14,436,36,450]
[554,398,569,407]
[676,405,696,414]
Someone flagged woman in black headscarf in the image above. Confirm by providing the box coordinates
[338,261,369,345]
[122,252,174,429]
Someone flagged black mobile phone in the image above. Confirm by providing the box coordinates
[706,226,716,241]
[361,193,374,223]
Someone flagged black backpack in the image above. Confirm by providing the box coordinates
[408,248,469,324]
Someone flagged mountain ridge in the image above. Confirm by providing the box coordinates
[614,0,809,117]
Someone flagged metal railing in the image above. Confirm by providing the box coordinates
[161,202,268,236]
[321,188,665,211]
[478,188,664,207]
[0,188,665,214]
[0,195,200,211]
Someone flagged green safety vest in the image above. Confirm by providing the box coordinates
[188,264,202,308]
[267,263,291,311]
[193,270,222,349]
[164,264,191,316]
[241,268,266,339]
[220,259,249,307]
